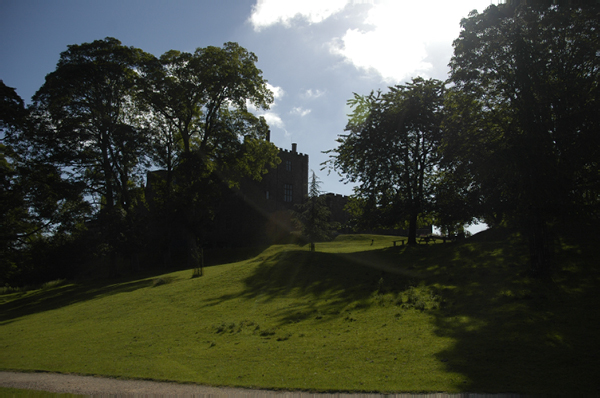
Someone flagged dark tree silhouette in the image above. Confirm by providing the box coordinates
[328,77,445,245]
[443,3,600,276]
[294,171,337,250]
[25,38,152,273]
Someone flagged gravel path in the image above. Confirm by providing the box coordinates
[0,371,526,398]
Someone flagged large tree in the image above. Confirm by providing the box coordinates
[29,37,151,213]
[141,42,274,158]
[24,38,151,272]
[444,3,600,276]
[329,77,445,245]
[1,81,88,284]
[140,43,279,254]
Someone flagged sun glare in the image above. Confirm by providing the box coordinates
[251,0,493,83]
[331,0,492,82]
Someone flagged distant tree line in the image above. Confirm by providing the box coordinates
[1,39,280,285]
[327,2,599,277]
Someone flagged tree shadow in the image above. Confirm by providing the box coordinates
[427,228,600,394]
[202,228,600,394]
[0,274,159,325]
[203,245,426,326]
[0,245,270,325]
[203,245,271,267]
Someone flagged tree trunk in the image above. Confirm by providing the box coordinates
[528,219,552,279]
[407,214,418,245]
[186,230,199,270]
[101,133,118,277]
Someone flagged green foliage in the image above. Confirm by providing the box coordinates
[444,4,600,276]
[1,83,35,283]
[18,38,154,276]
[0,80,28,136]
[329,78,445,244]
[294,171,338,244]
[29,37,151,212]
[141,42,273,156]
[140,42,280,256]
[345,92,372,130]
[2,39,281,284]
[1,82,89,286]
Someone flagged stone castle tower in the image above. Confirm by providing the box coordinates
[202,142,309,246]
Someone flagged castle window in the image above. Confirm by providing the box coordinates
[284,184,293,202]
[265,190,270,200]
[285,160,292,172]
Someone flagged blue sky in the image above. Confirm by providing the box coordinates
[1,0,494,202]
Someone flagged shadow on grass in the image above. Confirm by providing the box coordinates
[425,227,600,395]
[203,243,432,326]
[0,275,158,325]
[203,245,270,267]
[205,227,600,394]
[0,245,270,325]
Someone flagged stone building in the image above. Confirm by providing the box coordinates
[146,141,432,249]
[211,143,309,245]
[145,142,309,247]
[321,193,351,233]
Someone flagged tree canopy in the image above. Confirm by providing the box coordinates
[294,171,337,247]
[443,3,600,275]
[329,77,445,244]
[1,81,89,284]
[140,42,279,253]
[28,37,150,215]
[1,38,281,284]
[141,42,273,156]
[327,2,599,274]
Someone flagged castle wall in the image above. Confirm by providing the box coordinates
[212,143,309,245]
[146,142,433,248]
[322,193,350,227]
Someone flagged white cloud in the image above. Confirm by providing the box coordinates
[303,88,325,99]
[291,106,312,117]
[250,0,498,84]
[248,83,285,112]
[250,0,349,31]
[267,83,285,100]
[329,0,492,83]
[261,112,285,128]
[250,0,492,84]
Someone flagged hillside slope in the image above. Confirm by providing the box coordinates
[1,230,599,394]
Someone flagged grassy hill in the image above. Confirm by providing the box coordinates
[1,229,599,394]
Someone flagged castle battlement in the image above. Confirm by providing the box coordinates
[323,193,348,199]
[279,148,308,158]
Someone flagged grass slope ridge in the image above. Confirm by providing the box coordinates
[1,230,599,394]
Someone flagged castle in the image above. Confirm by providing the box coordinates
[146,142,314,247]
[146,141,430,249]
[203,142,429,244]
[210,142,310,245]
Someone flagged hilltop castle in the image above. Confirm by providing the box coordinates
[146,142,317,247]
[211,142,311,245]
[146,141,430,249]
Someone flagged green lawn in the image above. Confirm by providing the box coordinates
[1,229,599,394]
